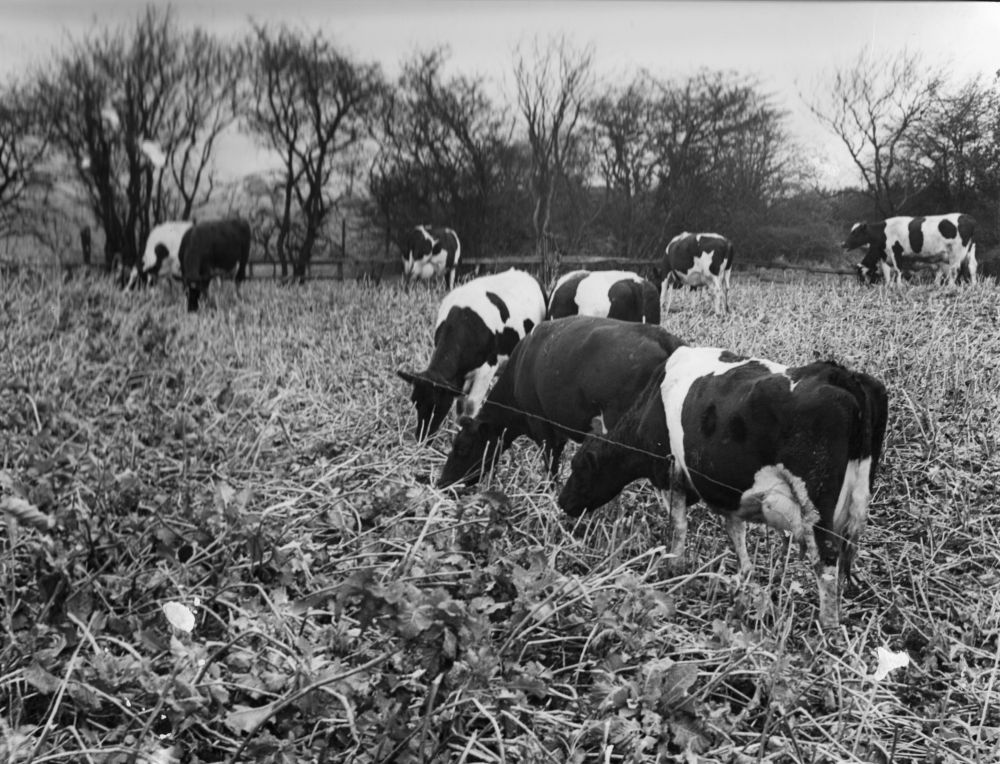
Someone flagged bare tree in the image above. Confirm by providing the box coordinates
[808,49,945,217]
[513,36,594,282]
[370,48,518,259]
[246,25,382,281]
[0,80,49,238]
[587,74,660,257]
[36,6,242,274]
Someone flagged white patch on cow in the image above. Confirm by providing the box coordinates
[736,464,817,537]
[661,347,796,486]
[436,268,546,414]
[850,222,863,234]
[573,270,644,317]
[141,221,193,279]
[695,232,725,243]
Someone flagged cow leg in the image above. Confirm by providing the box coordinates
[723,514,752,576]
[656,480,689,572]
[722,269,732,313]
[661,277,676,316]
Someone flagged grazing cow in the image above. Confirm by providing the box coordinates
[558,347,888,629]
[547,270,661,324]
[179,218,251,312]
[660,232,735,315]
[140,221,194,284]
[401,225,461,290]
[397,268,546,441]
[438,316,686,487]
[845,213,977,285]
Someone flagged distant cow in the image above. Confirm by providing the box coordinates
[179,218,251,312]
[558,346,888,629]
[140,221,193,284]
[401,225,461,289]
[547,270,660,324]
[438,316,685,487]
[397,268,546,441]
[660,232,735,315]
[846,213,976,285]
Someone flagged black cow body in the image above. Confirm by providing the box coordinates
[845,213,977,285]
[547,270,660,324]
[660,232,735,314]
[438,316,686,487]
[398,268,546,440]
[179,219,251,312]
[401,225,461,289]
[558,346,888,629]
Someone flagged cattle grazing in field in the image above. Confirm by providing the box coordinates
[438,316,686,487]
[558,346,888,629]
[179,218,251,312]
[140,221,194,284]
[401,225,461,290]
[845,213,977,285]
[397,268,546,441]
[547,270,661,324]
[660,232,735,315]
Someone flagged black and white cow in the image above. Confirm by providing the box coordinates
[140,220,193,284]
[401,225,461,290]
[845,213,977,285]
[547,270,661,324]
[438,316,686,487]
[558,346,888,629]
[660,232,735,315]
[397,268,546,441]
[179,218,251,312]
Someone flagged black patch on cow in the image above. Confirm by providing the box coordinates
[497,327,521,357]
[908,217,925,253]
[485,292,510,323]
[523,318,535,335]
[718,350,747,363]
[700,404,717,437]
[957,215,975,247]
[154,243,169,264]
[938,218,957,240]
[891,241,904,260]
[728,414,747,443]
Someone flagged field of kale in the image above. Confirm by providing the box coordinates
[1,271,999,763]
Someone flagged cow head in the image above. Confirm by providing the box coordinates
[842,222,871,251]
[437,415,504,487]
[397,368,456,440]
[557,439,628,517]
[855,246,883,285]
[142,242,171,278]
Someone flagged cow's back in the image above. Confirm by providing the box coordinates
[505,316,684,441]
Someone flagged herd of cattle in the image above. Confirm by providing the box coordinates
[391,210,983,630]
[120,210,982,626]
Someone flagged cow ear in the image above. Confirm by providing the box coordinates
[397,369,417,385]
[589,413,608,437]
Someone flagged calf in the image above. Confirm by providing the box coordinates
[140,221,193,284]
[179,218,251,312]
[438,316,685,487]
[660,232,735,315]
[558,347,888,629]
[846,213,976,285]
[397,268,546,441]
[547,270,660,324]
[402,225,461,290]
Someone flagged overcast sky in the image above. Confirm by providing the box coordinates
[2,1,998,187]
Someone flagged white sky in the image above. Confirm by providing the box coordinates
[2,1,998,188]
